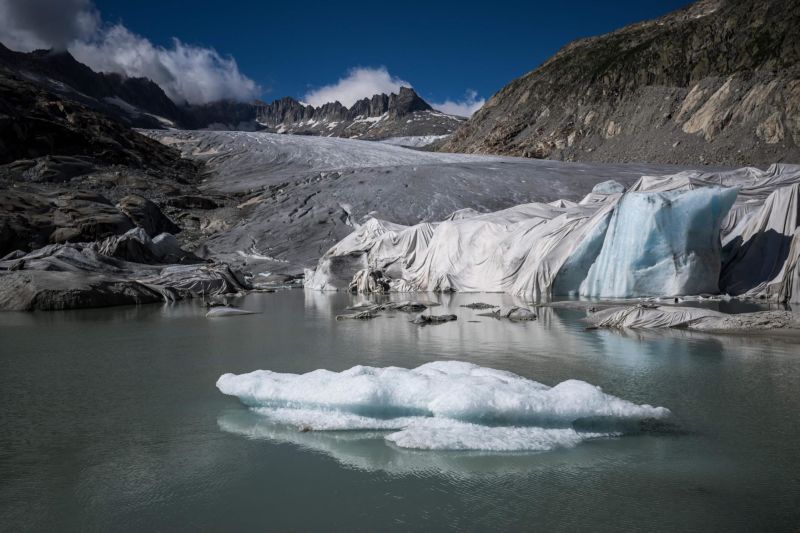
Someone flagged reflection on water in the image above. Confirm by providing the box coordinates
[217,409,587,477]
[1,290,799,532]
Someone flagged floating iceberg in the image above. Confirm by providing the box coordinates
[217,361,669,452]
[304,164,800,303]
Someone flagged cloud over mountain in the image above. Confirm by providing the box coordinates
[303,67,411,108]
[431,90,485,117]
[0,0,259,104]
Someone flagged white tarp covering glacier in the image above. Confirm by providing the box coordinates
[585,305,800,331]
[305,164,800,302]
[217,361,669,452]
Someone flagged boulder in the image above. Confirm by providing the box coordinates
[117,194,180,237]
[411,314,457,325]
[0,271,164,311]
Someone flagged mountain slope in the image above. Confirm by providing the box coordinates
[0,43,260,130]
[255,87,464,141]
[442,0,800,165]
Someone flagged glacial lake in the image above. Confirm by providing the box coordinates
[1,290,799,532]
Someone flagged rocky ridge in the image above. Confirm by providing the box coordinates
[442,0,800,166]
[0,43,261,130]
[255,87,464,140]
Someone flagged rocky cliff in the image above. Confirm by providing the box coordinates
[442,0,800,165]
[256,87,464,140]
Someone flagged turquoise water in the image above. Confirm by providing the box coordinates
[1,291,799,531]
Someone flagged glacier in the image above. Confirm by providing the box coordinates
[217,361,669,452]
[305,164,800,302]
[579,187,738,298]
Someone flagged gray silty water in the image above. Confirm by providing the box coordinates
[1,291,799,532]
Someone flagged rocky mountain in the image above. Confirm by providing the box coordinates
[255,87,464,141]
[442,0,800,165]
[0,43,260,130]
[0,43,461,139]
[0,68,208,255]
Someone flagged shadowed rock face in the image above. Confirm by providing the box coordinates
[442,0,800,166]
[0,71,197,171]
[0,70,219,259]
[0,43,261,130]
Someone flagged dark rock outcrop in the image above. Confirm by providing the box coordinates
[442,0,800,166]
[116,195,180,237]
[0,43,260,130]
[0,238,250,311]
[0,70,196,171]
[0,187,192,257]
[0,270,166,311]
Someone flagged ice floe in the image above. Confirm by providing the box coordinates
[217,361,669,452]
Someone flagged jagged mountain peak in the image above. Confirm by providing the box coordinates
[255,86,461,141]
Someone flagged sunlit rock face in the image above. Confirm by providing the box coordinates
[441,0,800,166]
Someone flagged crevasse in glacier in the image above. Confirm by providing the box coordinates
[580,186,738,298]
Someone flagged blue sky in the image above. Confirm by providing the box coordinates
[0,0,690,109]
[91,0,690,108]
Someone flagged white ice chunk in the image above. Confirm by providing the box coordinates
[217,361,669,452]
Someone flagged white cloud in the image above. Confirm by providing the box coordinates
[0,0,98,51]
[0,0,259,104]
[431,89,485,117]
[70,25,259,104]
[303,67,410,108]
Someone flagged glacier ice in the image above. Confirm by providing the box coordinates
[304,164,800,302]
[217,361,669,452]
[579,187,738,298]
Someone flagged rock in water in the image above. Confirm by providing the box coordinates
[411,314,457,325]
[0,271,165,311]
[480,307,537,321]
[336,310,379,320]
[206,306,257,318]
[460,302,498,309]
[0,242,250,311]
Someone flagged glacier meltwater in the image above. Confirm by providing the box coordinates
[217,361,670,452]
